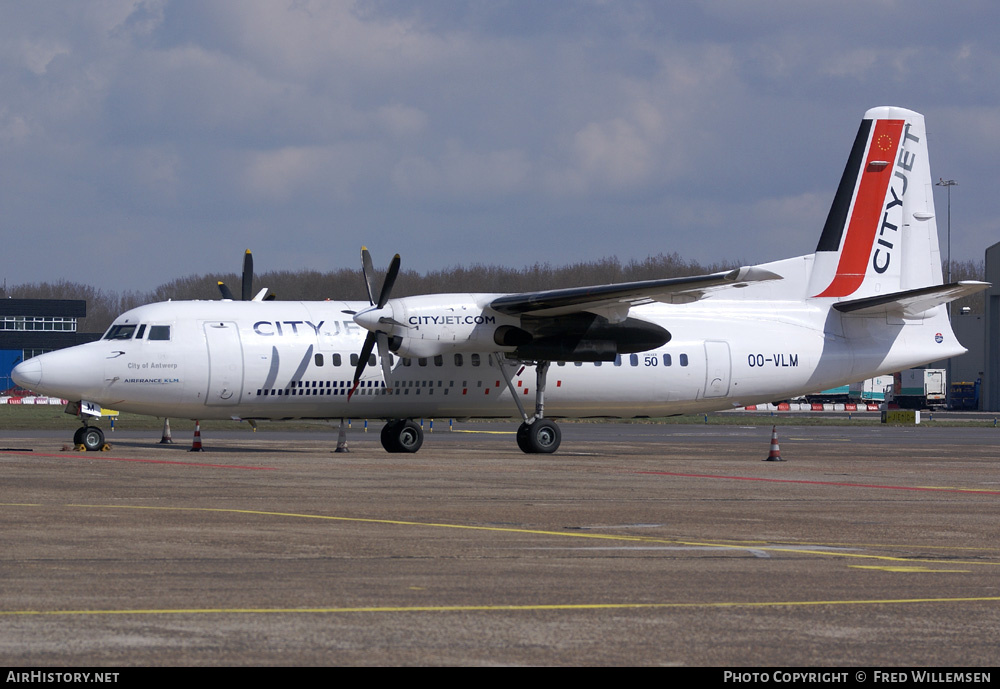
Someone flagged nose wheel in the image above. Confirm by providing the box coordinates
[73,425,106,451]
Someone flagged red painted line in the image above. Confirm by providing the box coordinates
[635,471,1000,495]
[0,451,277,471]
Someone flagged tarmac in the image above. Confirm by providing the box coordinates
[1,421,999,666]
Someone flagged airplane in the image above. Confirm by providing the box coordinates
[12,106,988,454]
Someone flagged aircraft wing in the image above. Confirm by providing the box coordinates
[833,281,990,318]
[489,266,781,319]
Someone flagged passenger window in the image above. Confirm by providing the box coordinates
[471,353,480,367]
[350,354,358,366]
[315,353,324,367]
[332,353,342,366]
[614,354,622,366]
[148,325,171,341]
[594,361,602,367]
[663,354,671,366]
[629,354,638,366]
[680,353,689,367]
[419,358,427,367]
[369,354,376,366]
[454,353,463,366]
[434,355,443,366]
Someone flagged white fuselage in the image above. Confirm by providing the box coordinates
[21,294,962,421]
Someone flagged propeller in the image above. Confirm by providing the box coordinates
[349,247,400,399]
[218,250,275,301]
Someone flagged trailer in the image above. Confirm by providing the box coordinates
[803,376,893,404]
[888,369,947,410]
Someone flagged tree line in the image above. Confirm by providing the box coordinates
[0,255,986,335]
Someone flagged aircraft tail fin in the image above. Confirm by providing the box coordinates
[807,107,943,300]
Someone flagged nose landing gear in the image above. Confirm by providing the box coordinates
[73,425,106,452]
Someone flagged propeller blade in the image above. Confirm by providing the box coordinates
[377,331,392,387]
[348,332,377,400]
[361,247,377,306]
[241,249,253,301]
[377,254,401,309]
[218,281,235,300]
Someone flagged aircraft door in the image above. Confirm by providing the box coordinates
[703,341,731,398]
[204,321,244,406]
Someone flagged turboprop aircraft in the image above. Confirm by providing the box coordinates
[12,106,987,454]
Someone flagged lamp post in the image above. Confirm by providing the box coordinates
[936,178,956,284]
[935,178,957,408]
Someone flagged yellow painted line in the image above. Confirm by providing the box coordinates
[705,537,998,554]
[849,566,971,573]
[450,429,515,435]
[42,503,1000,569]
[4,596,1000,618]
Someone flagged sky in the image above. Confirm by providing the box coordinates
[2,1,998,292]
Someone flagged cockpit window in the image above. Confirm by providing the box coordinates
[148,325,171,341]
[135,324,147,339]
[104,324,137,341]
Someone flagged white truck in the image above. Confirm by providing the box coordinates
[887,369,947,409]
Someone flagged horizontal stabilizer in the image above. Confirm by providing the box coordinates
[833,281,989,318]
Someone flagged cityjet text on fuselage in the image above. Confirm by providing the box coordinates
[407,315,497,326]
[253,320,327,337]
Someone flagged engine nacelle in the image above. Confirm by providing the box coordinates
[376,293,519,359]
[354,294,671,362]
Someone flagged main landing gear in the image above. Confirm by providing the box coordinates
[73,425,106,452]
[515,418,561,454]
[376,357,562,455]
[498,357,562,454]
[380,419,424,453]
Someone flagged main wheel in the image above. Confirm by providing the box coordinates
[517,419,561,454]
[81,426,105,452]
[396,420,423,453]
[380,420,423,453]
[516,423,532,453]
[73,427,86,446]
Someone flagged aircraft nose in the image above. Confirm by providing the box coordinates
[12,358,42,390]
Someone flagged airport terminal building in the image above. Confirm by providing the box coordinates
[0,299,100,393]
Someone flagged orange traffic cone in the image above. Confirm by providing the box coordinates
[160,418,174,444]
[189,420,203,452]
[763,425,784,461]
